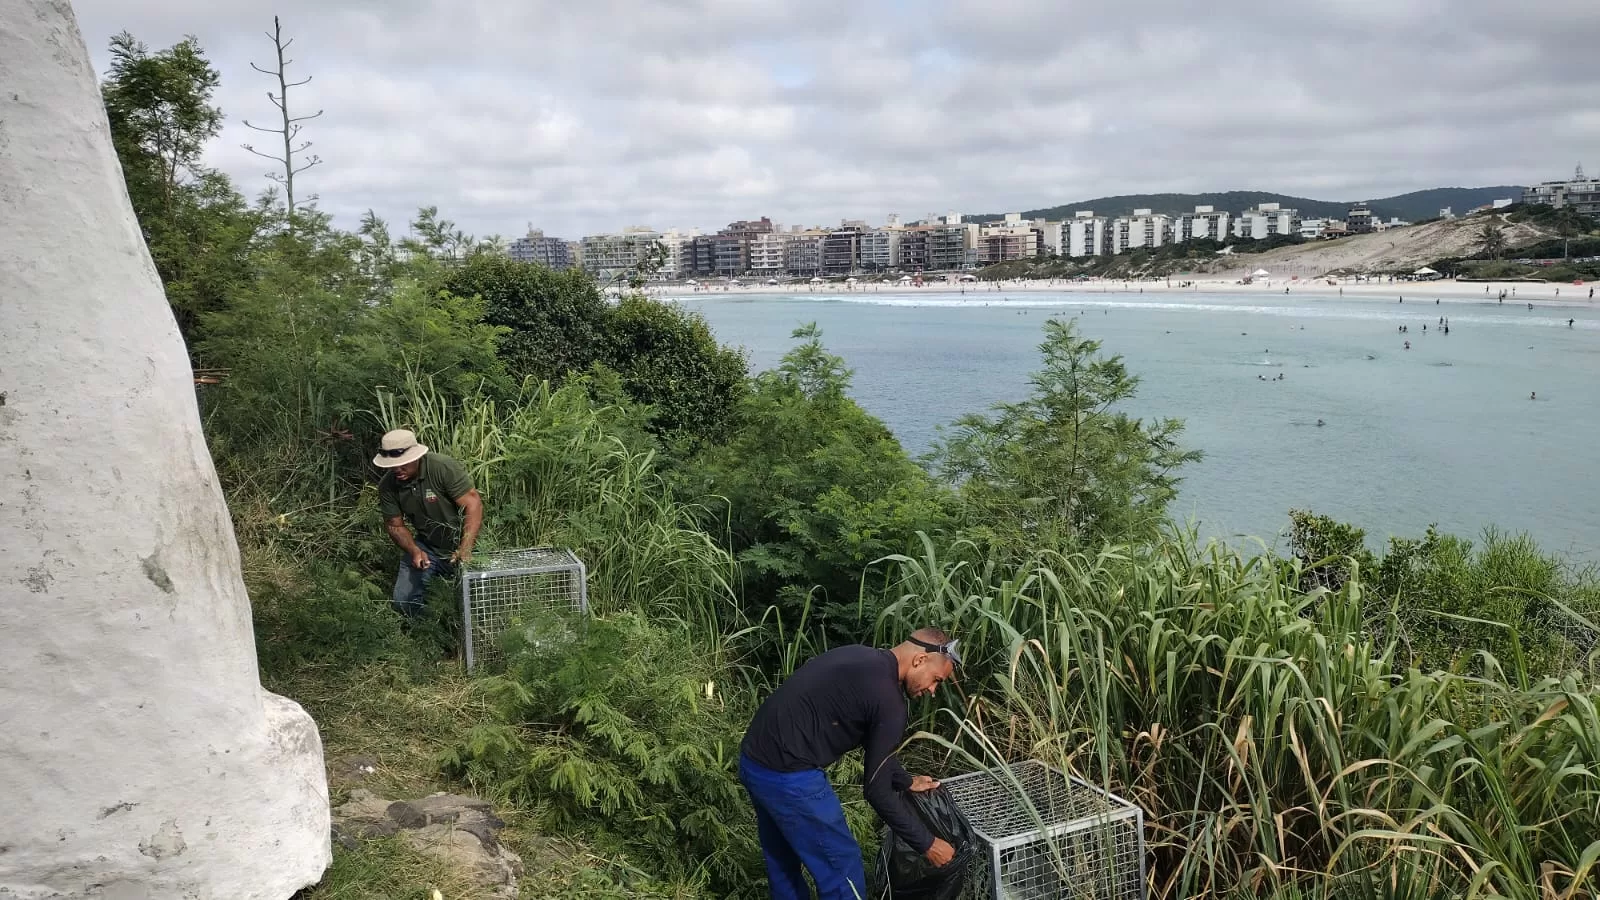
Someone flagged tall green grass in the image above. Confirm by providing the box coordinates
[875,536,1600,899]
[380,372,739,640]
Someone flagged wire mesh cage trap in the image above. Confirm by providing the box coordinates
[942,760,1145,900]
[460,547,588,672]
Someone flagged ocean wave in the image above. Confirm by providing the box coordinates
[668,291,1595,329]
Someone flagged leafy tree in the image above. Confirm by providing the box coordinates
[102,32,222,216]
[683,325,953,640]
[934,319,1201,553]
[438,254,611,383]
[598,295,748,444]
[102,32,256,346]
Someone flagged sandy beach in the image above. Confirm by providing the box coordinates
[643,275,1598,308]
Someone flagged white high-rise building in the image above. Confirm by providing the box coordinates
[1067,211,1107,258]
[1032,219,1065,256]
[1174,206,1231,243]
[1112,208,1170,253]
[1234,203,1299,240]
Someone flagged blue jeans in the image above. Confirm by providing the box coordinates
[739,754,866,900]
[391,543,454,618]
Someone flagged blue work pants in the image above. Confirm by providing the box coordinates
[738,754,866,900]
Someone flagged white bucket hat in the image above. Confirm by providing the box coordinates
[373,428,429,468]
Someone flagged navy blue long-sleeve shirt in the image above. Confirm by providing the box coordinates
[740,645,934,853]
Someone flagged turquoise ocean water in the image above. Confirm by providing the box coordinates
[675,290,1600,560]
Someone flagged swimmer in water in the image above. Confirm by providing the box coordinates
[1530,391,1537,401]
[1316,419,1325,427]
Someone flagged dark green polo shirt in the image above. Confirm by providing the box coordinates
[377,453,473,552]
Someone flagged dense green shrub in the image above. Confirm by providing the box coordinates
[439,254,611,385]
[680,325,954,643]
[1288,510,1600,675]
[599,294,748,445]
[442,613,762,895]
[250,564,414,672]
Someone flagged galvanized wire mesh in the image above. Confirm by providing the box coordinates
[943,760,1145,900]
[460,547,587,671]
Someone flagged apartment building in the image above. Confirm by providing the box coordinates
[1113,208,1170,253]
[507,229,575,269]
[857,227,901,272]
[821,223,865,275]
[679,235,716,278]
[925,223,972,270]
[1346,204,1374,234]
[747,231,790,276]
[1298,218,1330,239]
[897,228,930,270]
[1234,203,1299,240]
[1065,211,1107,258]
[976,224,1040,264]
[1174,206,1231,243]
[1523,167,1599,216]
[580,227,667,282]
[784,231,825,276]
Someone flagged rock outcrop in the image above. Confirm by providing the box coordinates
[332,790,524,897]
[0,1,330,896]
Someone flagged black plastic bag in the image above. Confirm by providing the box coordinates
[868,785,977,900]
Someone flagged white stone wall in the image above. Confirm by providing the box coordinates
[0,2,331,897]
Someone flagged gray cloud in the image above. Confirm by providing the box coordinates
[67,0,1600,239]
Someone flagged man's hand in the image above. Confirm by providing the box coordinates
[450,547,472,565]
[909,775,940,793]
[924,838,955,867]
[410,548,430,570]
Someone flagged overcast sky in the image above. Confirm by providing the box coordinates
[69,0,1600,239]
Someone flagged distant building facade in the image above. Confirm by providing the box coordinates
[508,229,575,269]
[1175,206,1230,243]
[1234,203,1298,240]
[1113,209,1170,253]
[1346,204,1374,234]
[1067,211,1108,258]
[1523,166,1600,216]
[580,228,665,282]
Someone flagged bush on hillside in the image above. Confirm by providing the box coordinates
[598,294,749,446]
[438,257,749,445]
[441,612,762,895]
[680,324,955,645]
[1288,509,1599,675]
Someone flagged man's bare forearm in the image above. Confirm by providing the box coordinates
[385,519,419,553]
[458,493,483,555]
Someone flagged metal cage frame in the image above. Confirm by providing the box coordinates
[459,547,588,672]
[941,760,1146,900]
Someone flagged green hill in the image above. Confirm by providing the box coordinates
[970,186,1524,225]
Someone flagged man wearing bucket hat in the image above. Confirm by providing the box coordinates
[372,429,483,618]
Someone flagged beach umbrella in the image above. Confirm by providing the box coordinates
[765,278,779,285]
[898,275,913,282]
[1413,266,1439,276]
[1252,268,1270,277]
[960,273,978,281]
[809,276,823,283]
[845,277,858,284]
